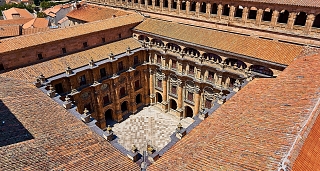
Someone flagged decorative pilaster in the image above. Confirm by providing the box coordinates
[160,0,163,11]
[206,3,211,18]
[168,0,171,11]
[242,7,248,23]
[149,69,155,105]
[186,1,190,15]
[162,75,168,111]
[152,0,155,9]
[195,2,200,17]
[194,90,201,115]
[304,14,315,33]
[229,5,235,21]
[177,0,180,14]
[256,9,264,25]
[270,10,279,27]
[217,4,223,20]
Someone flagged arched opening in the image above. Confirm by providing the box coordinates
[151,39,164,46]
[184,47,200,56]
[205,99,212,109]
[225,58,247,69]
[136,94,142,104]
[203,53,222,63]
[190,1,196,12]
[138,35,149,42]
[185,106,193,118]
[148,0,152,5]
[167,43,181,52]
[200,2,206,13]
[262,8,272,21]
[278,10,289,24]
[103,95,110,106]
[222,4,230,16]
[155,0,160,6]
[157,92,163,103]
[234,5,243,18]
[164,0,168,7]
[170,99,177,110]
[105,109,113,123]
[211,3,217,14]
[313,14,320,28]
[249,65,273,76]
[181,1,186,10]
[248,7,257,20]
[172,0,177,9]
[134,0,138,3]
[141,0,145,4]
[294,12,307,26]
[121,101,128,112]
[120,87,126,98]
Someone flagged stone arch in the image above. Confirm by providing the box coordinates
[105,109,113,121]
[181,1,186,10]
[148,0,152,5]
[141,0,145,4]
[200,2,206,13]
[166,43,182,52]
[151,39,164,46]
[121,101,128,112]
[172,0,177,9]
[170,99,177,110]
[203,53,222,62]
[211,3,217,14]
[262,8,273,21]
[155,0,160,6]
[278,10,289,24]
[136,94,142,104]
[234,5,243,18]
[185,106,193,118]
[225,58,247,69]
[313,14,320,28]
[248,6,257,20]
[164,0,168,7]
[156,92,163,103]
[120,87,126,98]
[190,1,196,11]
[134,0,138,3]
[138,35,150,42]
[294,11,307,26]
[222,4,230,16]
[183,47,200,56]
[249,65,273,76]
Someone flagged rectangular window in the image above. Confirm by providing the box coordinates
[62,48,67,54]
[157,80,162,88]
[171,86,177,94]
[55,83,64,94]
[208,71,214,81]
[0,63,4,71]
[100,68,107,78]
[102,37,106,43]
[189,65,194,75]
[118,61,124,71]
[135,80,140,90]
[187,92,193,101]
[118,34,121,39]
[172,60,177,69]
[103,95,110,106]
[80,75,86,86]
[37,53,43,60]
[83,42,88,48]
[205,99,212,109]
[134,56,139,65]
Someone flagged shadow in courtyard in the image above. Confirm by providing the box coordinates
[0,100,34,147]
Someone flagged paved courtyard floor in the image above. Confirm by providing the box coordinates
[112,106,194,152]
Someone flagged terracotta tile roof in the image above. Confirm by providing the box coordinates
[0,76,139,170]
[0,18,32,26]
[150,53,320,170]
[22,18,49,29]
[58,16,68,24]
[67,5,131,22]
[238,0,320,8]
[2,7,34,20]
[0,14,143,53]
[22,27,51,35]
[134,19,304,65]
[1,38,141,82]
[0,25,20,38]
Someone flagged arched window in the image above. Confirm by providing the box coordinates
[184,47,200,56]
[190,1,196,11]
[181,1,186,10]
[155,0,160,6]
[249,65,273,76]
[151,39,164,46]
[211,3,217,14]
[136,94,142,104]
[120,87,126,98]
[234,5,243,18]
[248,7,257,20]
[225,58,247,69]
[103,95,110,106]
[222,4,230,16]
[200,2,206,13]
[278,10,289,24]
[121,101,128,112]
[203,53,222,63]
[164,0,168,7]
[167,43,181,52]
[157,92,163,103]
[135,80,140,90]
[148,0,152,5]
[138,35,149,42]
[170,99,177,110]
[313,14,320,28]
[185,106,193,117]
[294,12,307,26]
[262,8,272,21]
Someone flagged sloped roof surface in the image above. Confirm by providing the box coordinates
[238,0,320,8]
[0,18,32,26]
[150,54,320,170]
[22,18,49,29]
[0,25,20,38]
[2,8,33,20]
[0,76,139,170]
[134,19,303,65]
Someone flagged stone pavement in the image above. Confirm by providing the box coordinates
[112,106,194,152]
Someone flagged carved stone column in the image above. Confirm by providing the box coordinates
[195,2,200,17]
[194,90,201,115]
[177,80,184,117]
[168,0,171,11]
[152,0,155,9]
[160,0,163,11]
[113,84,123,122]
[138,0,141,8]
[206,3,211,18]
[144,69,150,105]
[286,12,297,29]
[229,5,235,21]
[270,10,279,27]
[217,4,223,20]
[149,69,155,105]
[186,1,190,15]
[242,7,248,23]
[162,75,168,111]
[304,14,315,33]
[256,9,263,26]
[177,0,180,14]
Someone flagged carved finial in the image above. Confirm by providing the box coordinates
[106,125,112,133]
[83,108,89,115]
[109,52,114,59]
[66,65,73,75]
[132,144,138,152]
[65,95,70,102]
[126,46,131,54]
[89,57,94,67]
[49,84,54,91]
[177,123,183,130]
